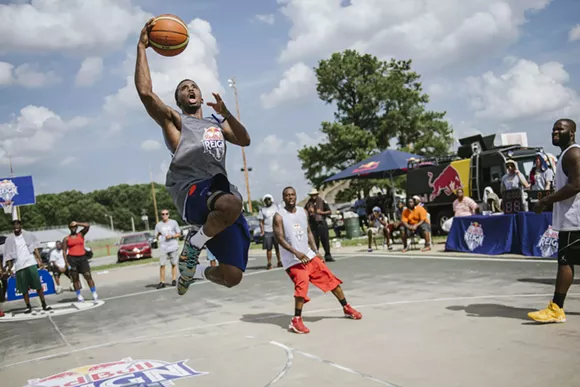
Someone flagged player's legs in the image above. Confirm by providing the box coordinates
[528,231,577,323]
[308,257,362,320]
[177,174,248,295]
[286,264,311,334]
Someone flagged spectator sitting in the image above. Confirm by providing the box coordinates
[400,197,431,253]
[453,188,480,217]
[413,195,424,207]
[367,207,392,252]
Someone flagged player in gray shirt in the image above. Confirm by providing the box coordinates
[135,19,252,296]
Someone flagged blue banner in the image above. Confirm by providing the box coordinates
[516,212,558,258]
[6,268,55,301]
[445,214,517,255]
[0,175,35,206]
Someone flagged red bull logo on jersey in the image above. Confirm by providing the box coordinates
[202,126,225,162]
[293,223,305,241]
[537,226,559,258]
[427,165,462,202]
[464,222,484,251]
[353,161,380,174]
[26,358,207,387]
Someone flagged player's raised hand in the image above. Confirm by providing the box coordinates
[207,93,229,116]
[138,18,156,48]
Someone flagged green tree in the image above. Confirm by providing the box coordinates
[298,49,453,199]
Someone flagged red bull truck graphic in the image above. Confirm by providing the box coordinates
[427,164,463,202]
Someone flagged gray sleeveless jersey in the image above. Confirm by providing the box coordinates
[277,206,316,269]
[165,114,240,217]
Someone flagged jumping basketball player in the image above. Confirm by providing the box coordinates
[529,119,580,323]
[273,187,362,334]
[135,19,251,295]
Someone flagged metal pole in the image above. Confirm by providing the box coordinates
[229,78,252,213]
[110,215,114,232]
[150,171,159,225]
[8,154,19,220]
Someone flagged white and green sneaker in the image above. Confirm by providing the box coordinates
[177,236,202,296]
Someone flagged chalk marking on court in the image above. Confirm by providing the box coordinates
[289,346,399,387]
[48,316,82,367]
[266,341,294,386]
[2,291,576,370]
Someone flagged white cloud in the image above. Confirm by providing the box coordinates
[465,58,580,121]
[0,105,88,166]
[103,18,223,117]
[141,140,161,151]
[277,0,551,69]
[0,62,61,88]
[75,57,103,87]
[569,25,580,42]
[254,14,275,25]
[60,156,76,166]
[0,0,150,54]
[260,62,316,109]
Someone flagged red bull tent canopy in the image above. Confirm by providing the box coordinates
[323,149,423,183]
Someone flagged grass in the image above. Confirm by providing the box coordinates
[91,257,158,271]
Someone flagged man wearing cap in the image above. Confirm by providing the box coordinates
[305,189,334,262]
[367,207,392,252]
[257,194,282,269]
[501,159,530,193]
[3,220,52,313]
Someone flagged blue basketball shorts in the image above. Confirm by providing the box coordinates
[183,174,250,272]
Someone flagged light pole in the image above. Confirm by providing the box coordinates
[228,77,253,213]
[105,214,114,231]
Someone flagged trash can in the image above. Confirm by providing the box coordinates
[344,217,362,239]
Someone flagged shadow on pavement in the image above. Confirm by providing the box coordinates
[518,278,580,286]
[240,313,341,330]
[447,303,580,321]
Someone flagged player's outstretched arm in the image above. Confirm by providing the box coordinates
[207,93,250,147]
[134,19,181,145]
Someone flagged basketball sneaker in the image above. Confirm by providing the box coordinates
[289,316,310,334]
[528,301,566,323]
[177,235,202,296]
[343,304,363,319]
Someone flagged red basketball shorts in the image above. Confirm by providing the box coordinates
[286,257,342,303]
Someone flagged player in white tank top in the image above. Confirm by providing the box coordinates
[530,118,580,323]
[273,187,362,334]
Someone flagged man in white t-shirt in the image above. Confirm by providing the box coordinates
[49,240,69,294]
[154,209,182,289]
[273,186,362,334]
[3,220,52,313]
[257,194,282,269]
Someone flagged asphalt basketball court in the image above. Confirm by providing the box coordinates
[0,250,579,387]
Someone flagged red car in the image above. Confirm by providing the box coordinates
[116,233,152,263]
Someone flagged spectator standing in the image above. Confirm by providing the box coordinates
[154,209,182,289]
[63,221,97,302]
[305,189,334,262]
[257,194,282,270]
[3,220,52,313]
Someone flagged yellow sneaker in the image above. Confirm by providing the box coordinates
[528,301,566,323]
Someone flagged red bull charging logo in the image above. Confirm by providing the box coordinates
[353,161,380,174]
[202,126,225,162]
[427,165,462,202]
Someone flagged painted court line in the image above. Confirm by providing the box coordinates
[266,341,294,386]
[1,291,575,371]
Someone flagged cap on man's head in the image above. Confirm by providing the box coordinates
[506,159,516,166]
[12,219,21,225]
[263,194,273,202]
[308,189,319,196]
[372,206,381,213]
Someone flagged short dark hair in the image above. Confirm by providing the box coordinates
[174,79,196,103]
[282,186,295,196]
[557,118,577,131]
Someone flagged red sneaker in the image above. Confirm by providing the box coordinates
[289,316,310,334]
[0,311,5,318]
[343,304,362,320]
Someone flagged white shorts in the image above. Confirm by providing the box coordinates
[160,250,179,266]
[368,226,384,235]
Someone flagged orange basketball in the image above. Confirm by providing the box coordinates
[148,14,189,57]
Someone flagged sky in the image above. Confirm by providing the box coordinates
[0,0,580,205]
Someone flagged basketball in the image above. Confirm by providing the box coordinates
[148,14,189,57]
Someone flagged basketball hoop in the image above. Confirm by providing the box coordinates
[1,200,13,215]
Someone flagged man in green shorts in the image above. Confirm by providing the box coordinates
[3,220,52,313]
